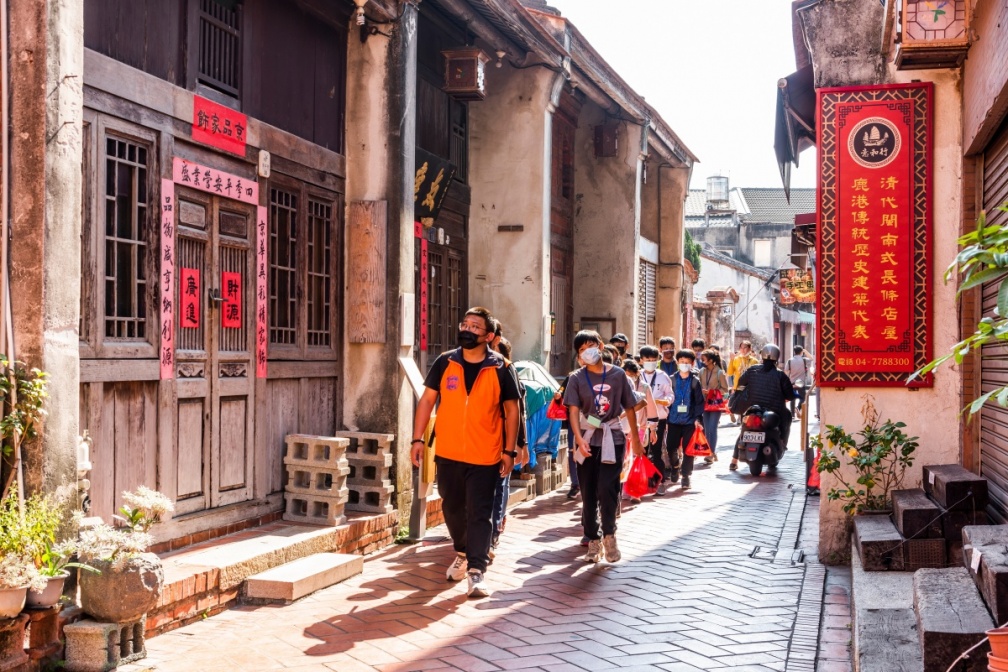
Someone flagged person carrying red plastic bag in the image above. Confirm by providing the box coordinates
[622,454,662,499]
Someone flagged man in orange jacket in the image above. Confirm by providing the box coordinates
[411,306,520,599]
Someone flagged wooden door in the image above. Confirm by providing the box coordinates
[173,188,256,514]
[550,246,573,375]
[549,106,577,376]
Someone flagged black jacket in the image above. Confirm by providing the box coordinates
[737,363,795,416]
[667,373,705,425]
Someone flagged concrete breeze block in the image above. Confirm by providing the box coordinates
[332,432,395,457]
[284,435,350,468]
[64,616,147,672]
[283,490,348,526]
[346,482,395,514]
[284,464,351,497]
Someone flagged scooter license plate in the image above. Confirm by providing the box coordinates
[742,431,765,443]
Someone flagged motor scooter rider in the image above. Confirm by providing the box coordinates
[729,344,796,471]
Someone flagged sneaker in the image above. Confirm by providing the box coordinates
[466,570,490,598]
[446,553,468,582]
[656,481,667,496]
[585,539,603,562]
[681,476,691,491]
[630,496,641,504]
[668,474,680,486]
[566,485,580,499]
[580,535,591,547]
[602,535,621,562]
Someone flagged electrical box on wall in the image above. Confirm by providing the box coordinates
[594,123,618,158]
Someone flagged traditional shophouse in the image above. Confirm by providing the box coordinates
[774,0,1008,558]
[2,0,695,548]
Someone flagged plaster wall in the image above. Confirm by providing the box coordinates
[694,258,774,347]
[640,156,660,243]
[467,65,559,363]
[571,104,642,349]
[739,222,795,269]
[962,0,1008,153]
[655,166,688,346]
[687,223,740,255]
[817,68,964,561]
[342,8,418,513]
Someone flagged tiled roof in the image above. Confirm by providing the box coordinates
[738,187,816,224]
[685,214,736,228]
[685,188,749,217]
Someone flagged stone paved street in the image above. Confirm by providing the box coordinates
[135,417,828,671]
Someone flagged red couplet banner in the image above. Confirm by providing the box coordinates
[817,83,932,387]
[221,271,243,330]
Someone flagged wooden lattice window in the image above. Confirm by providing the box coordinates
[104,135,150,340]
[269,188,298,345]
[450,100,468,183]
[306,199,332,347]
[198,0,241,98]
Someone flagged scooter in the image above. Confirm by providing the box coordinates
[735,405,787,476]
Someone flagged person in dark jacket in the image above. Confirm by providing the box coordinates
[729,344,796,471]
[663,349,705,491]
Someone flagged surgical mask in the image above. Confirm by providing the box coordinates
[457,330,480,350]
[580,347,601,365]
[678,363,692,373]
[642,361,658,372]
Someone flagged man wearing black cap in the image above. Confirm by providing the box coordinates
[610,333,629,360]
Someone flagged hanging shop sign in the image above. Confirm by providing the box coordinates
[817,83,932,387]
[192,95,247,156]
[779,268,815,305]
[414,148,456,227]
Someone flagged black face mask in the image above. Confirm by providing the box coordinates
[457,330,481,350]
[616,346,626,356]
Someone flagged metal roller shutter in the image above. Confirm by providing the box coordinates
[637,260,656,348]
[979,119,1008,520]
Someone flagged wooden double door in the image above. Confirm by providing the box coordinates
[172,188,256,515]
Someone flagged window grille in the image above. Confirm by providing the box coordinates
[450,100,468,183]
[198,0,241,97]
[104,135,149,340]
[269,188,298,345]
[306,199,332,347]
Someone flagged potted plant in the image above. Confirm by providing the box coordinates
[77,486,173,623]
[812,395,919,515]
[0,553,43,618]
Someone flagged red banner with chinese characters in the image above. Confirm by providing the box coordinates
[256,206,268,378]
[192,95,247,156]
[173,158,258,206]
[817,83,932,387]
[221,271,242,329]
[180,268,201,329]
[415,221,429,352]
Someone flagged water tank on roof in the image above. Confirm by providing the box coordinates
[706,175,730,210]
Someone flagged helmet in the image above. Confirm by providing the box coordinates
[610,333,628,345]
[760,344,781,362]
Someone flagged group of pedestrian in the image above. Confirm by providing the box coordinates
[410,304,812,597]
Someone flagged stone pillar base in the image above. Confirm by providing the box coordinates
[25,605,61,661]
[0,614,30,672]
[64,615,146,672]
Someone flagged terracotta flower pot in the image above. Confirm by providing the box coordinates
[79,553,163,623]
[25,572,68,609]
[989,628,1008,658]
[989,651,1008,672]
[0,585,27,619]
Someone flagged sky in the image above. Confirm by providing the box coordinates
[547,0,818,191]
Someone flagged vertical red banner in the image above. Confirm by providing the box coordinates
[817,83,932,386]
[160,180,176,379]
[256,206,268,378]
[179,268,201,329]
[416,221,429,353]
[221,271,242,329]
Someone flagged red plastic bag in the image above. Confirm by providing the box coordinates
[623,455,662,499]
[704,390,726,412]
[685,427,712,457]
[546,398,568,421]
[808,448,822,489]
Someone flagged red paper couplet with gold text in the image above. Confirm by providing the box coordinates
[221,271,242,329]
[816,83,932,387]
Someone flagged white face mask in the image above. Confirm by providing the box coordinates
[580,347,601,365]
[678,363,692,373]
[642,361,658,372]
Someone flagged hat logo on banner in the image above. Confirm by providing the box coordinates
[847,117,901,169]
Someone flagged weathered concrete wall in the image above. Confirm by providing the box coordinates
[640,156,660,246]
[797,0,885,88]
[962,0,1008,153]
[8,0,83,493]
[656,165,688,346]
[467,65,559,363]
[695,258,774,347]
[571,104,641,347]
[738,221,794,269]
[342,6,418,514]
[817,68,964,562]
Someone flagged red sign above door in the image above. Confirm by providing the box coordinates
[192,95,247,157]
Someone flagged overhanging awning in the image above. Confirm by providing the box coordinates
[774,65,816,201]
[798,310,815,324]
[776,306,801,324]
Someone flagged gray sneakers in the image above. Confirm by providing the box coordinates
[585,539,603,562]
[656,480,668,496]
[466,570,490,598]
[446,553,468,581]
[602,535,621,562]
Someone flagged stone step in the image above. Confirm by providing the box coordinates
[244,552,363,604]
[922,464,989,512]
[854,513,906,571]
[913,567,993,672]
[850,539,922,672]
[892,488,942,539]
[962,525,1008,625]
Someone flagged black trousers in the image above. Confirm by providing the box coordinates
[665,422,697,478]
[435,456,500,573]
[575,441,625,540]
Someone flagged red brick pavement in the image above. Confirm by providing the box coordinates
[134,424,820,672]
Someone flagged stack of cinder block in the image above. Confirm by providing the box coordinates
[64,616,147,672]
[283,435,351,526]
[532,453,556,496]
[853,463,989,571]
[333,432,395,515]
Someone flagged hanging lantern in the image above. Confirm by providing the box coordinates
[442,48,490,101]
[896,0,970,69]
